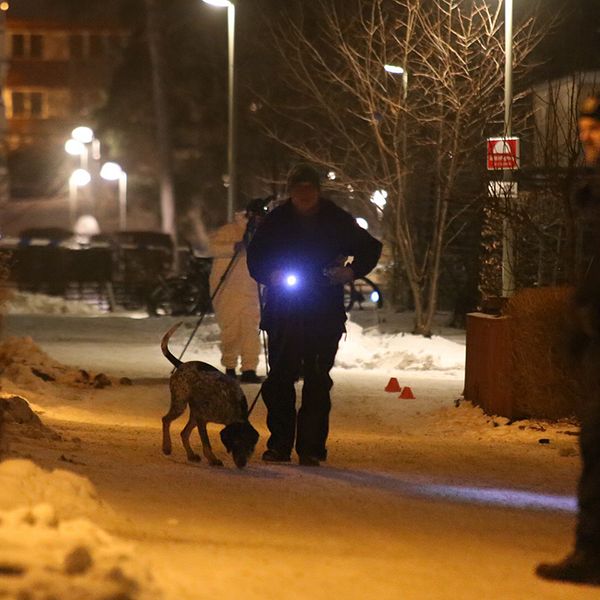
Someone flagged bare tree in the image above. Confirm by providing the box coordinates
[261,0,541,334]
[521,72,600,285]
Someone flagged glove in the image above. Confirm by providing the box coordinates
[323,265,354,285]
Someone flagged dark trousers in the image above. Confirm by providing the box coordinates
[262,325,342,459]
[576,340,600,555]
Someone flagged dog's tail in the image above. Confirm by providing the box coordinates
[161,321,184,369]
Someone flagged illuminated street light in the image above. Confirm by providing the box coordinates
[101,162,128,230]
[68,169,91,228]
[70,168,91,187]
[501,0,515,297]
[100,162,122,181]
[65,139,85,156]
[327,170,336,181]
[384,63,409,176]
[370,189,387,211]
[202,0,236,222]
[71,126,94,144]
[384,64,404,74]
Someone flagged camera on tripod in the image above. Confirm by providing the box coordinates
[245,196,273,218]
[243,196,274,246]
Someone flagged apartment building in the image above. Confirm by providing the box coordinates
[4,14,128,195]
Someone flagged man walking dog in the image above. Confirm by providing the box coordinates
[536,93,600,585]
[247,164,382,467]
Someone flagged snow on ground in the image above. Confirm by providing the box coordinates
[0,295,594,599]
[337,321,465,372]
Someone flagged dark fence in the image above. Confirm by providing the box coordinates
[0,230,178,309]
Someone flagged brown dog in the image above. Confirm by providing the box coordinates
[161,322,259,468]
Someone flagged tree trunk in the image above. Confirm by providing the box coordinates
[145,0,178,255]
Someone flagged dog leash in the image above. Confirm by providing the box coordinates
[247,384,264,416]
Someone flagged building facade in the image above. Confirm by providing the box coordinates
[3,15,128,197]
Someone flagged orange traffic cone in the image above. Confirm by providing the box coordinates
[399,386,416,399]
[385,377,401,392]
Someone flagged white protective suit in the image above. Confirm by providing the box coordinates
[208,213,261,372]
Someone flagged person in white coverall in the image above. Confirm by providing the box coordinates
[208,200,266,383]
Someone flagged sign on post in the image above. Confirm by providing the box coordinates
[487,180,518,199]
[487,137,520,170]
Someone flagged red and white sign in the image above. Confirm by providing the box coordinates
[487,137,520,170]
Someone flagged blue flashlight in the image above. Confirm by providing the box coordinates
[285,274,299,288]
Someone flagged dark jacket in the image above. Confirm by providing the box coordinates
[574,167,600,338]
[246,198,382,333]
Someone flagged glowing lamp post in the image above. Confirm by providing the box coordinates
[370,190,387,220]
[65,138,88,170]
[71,126,94,144]
[69,168,91,228]
[101,162,128,230]
[502,0,515,296]
[202,0,236,222]
[70,126,101,168]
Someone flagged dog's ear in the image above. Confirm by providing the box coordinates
[219,423,240,453]
[244,423,259,447]
[219,425,233,453]
[220,422,259,453]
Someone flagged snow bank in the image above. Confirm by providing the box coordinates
[418,399,580,452]
[336,321,465,372]
[1,394,61,441]
[0,459,101,517]
[5,291,106,316]
[0,460,162,599]
[0,504,162,600]
[0,336,118,389]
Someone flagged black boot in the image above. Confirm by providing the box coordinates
[298,455,320,467]
[262,449,291,463]
[240,370,263,383]
[225,368,237,379]
[536,551,600,585]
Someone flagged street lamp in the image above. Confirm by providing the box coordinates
[65,138,85,157]
[71,126,94,144]
[384,64,409,210]
[202,0,236,222]
[384,64,408,101]
[65,138,88,169]
[68,168,91,228]
[370,189,387,218]
[100,161,128,230]
[70,126,101,168]
[502,0,515,297]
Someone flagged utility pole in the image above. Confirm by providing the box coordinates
[501,0,514,296]
[0,7,9,204]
